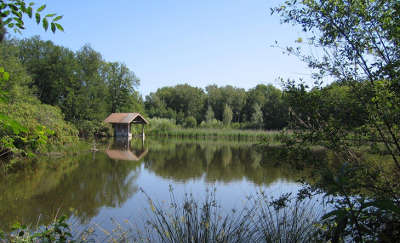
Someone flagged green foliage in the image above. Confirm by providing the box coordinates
[75,120,111,138]
[145,84,206,123]
[199,119,224,129]
[206,84,247,122]
[145,83,289,130]
[273,0,400,241]
[222,104,233,126]
[251,103,263,129]
[104,61,140,113]
[6,36,144,134]
[184,115,197,128]
[0,0,63,41]
[244,84,288,129]
[147,117,177,135]
[0,40,78,160]
[6,216,73,242]
[205,105,214,123]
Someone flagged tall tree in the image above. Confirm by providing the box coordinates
[205,105,215,123]
[222,104,233,126]
[145,84,206,122]
[251,103,263,129]
[273,0,400,240]
[75,45,108,121]
[206,85,246,122]
[104,62,140,113]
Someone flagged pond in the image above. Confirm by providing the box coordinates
[0,137,324,240]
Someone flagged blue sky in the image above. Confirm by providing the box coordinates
[16,0,312,96]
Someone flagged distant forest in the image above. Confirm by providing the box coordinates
[2,36,355,138]
[0,36,291,134]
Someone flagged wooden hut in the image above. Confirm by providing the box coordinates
[104,113,149,138]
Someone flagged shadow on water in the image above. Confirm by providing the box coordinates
[0,138,326,233]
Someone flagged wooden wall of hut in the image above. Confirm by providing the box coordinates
[113,124,131,137]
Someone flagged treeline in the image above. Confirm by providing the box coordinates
[1,36,144,137]
[145,84,289,129]
[0,36,145,159]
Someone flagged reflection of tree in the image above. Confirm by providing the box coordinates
[201,144,217,168]
[145,142,317,185]
[145,144,204,181]
[0,152,140,231]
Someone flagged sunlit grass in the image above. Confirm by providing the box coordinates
[150,128,282,143]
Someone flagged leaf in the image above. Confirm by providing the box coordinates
[0,10,10,17]
[55,23,64,32]
[0,114,28,135]
[35,12,40,24]
[37,4,46,12]
[43,17,48,31]
[0,67,4,73]
[8,4,18,12]
[27,7,32,18]
[53,15,63,22]
[3,72,9,80]
[51,22,56,33]
[3,17,12,25]
[45,13,56,18]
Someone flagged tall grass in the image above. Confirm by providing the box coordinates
[149,128,281,142]
[139,188,255,242]
[92,189,322,242]
[251,192,322,242]
[2,189,322,242]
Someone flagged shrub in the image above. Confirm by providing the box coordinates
[0,102,78,157]
[76,120,111,138]
[199,119,224,129]
[184,116,197,128]
[148,117,177,134]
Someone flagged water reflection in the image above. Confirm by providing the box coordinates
[106,137,148,161]
[0,152,141,231]
[143,140,315,185]
[0,139,323,233]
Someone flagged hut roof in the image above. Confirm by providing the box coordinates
[104,113,149,124]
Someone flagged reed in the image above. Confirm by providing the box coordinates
[2,189,322,242]
[149,128,281,142]
[93,189,322,242]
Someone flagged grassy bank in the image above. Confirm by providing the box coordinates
[148,128,281,142]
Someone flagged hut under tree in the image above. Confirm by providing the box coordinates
[104,113,149,138]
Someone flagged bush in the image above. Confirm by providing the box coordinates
[0,102,79,157]
[148,117,177,134]
[199,119,224,129]
[76,120,111,138]
[184,116,197,128]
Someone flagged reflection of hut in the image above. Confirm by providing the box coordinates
[106,148,148,161]
[104,113,149,138]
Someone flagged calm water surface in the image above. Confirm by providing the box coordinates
[0,138,318,236]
